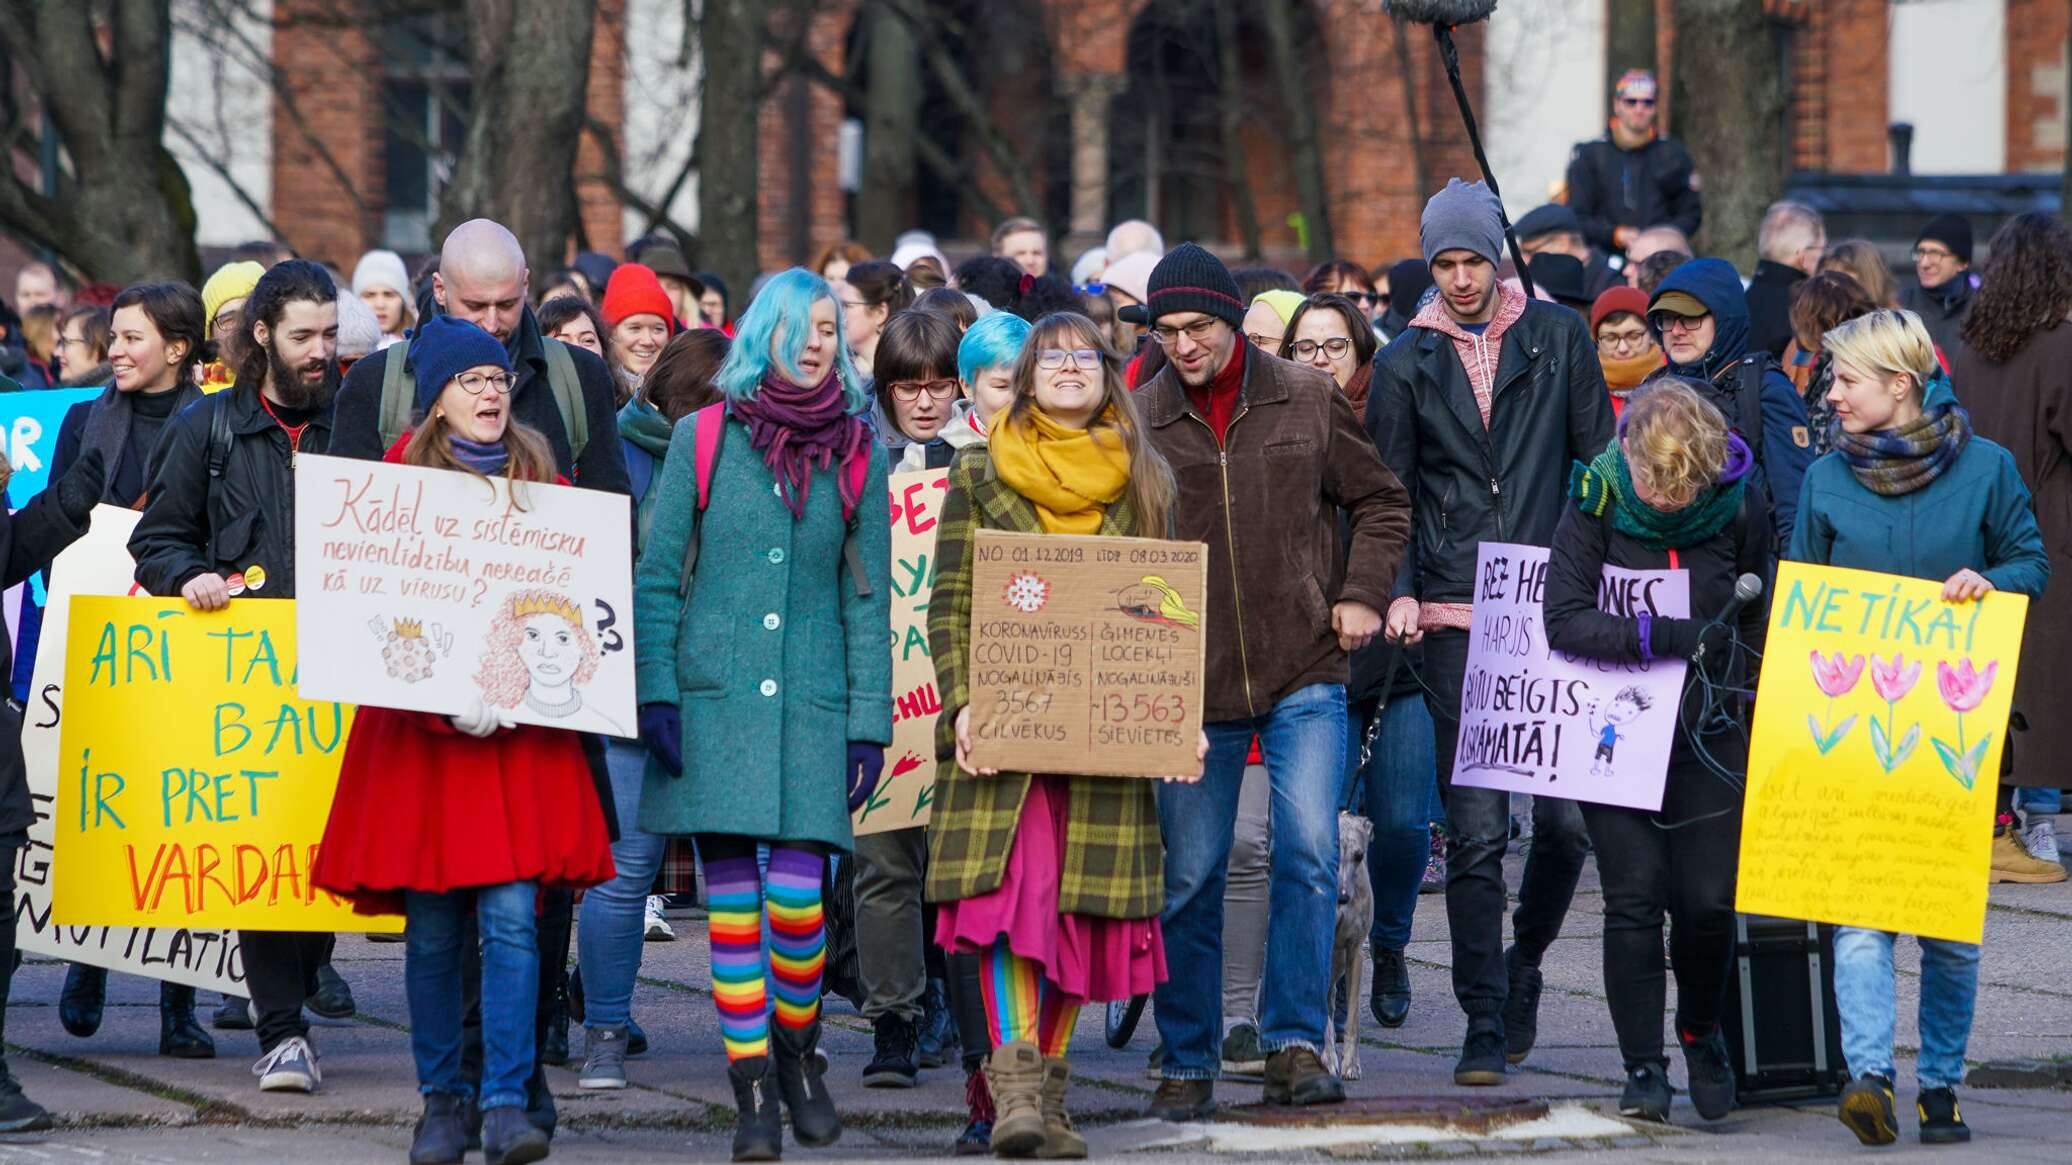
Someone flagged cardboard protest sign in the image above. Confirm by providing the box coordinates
[966,530,1206,777]
[1452,542,1689,810]
[854,469,948,837]
[1737,562,2023,945]
[293,454,635,736]
[52,595,395,932]
[12,507,255,990]
[1,387,99,508]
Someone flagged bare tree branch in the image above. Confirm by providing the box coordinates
[164,116,288,242]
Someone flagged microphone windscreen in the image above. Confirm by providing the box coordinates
[1734,573,1764,603]
[1385,0,1501,25]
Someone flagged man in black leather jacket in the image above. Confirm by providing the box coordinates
[1366,178,1617,1087]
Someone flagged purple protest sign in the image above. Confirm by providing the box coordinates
[1452,542,1689,811]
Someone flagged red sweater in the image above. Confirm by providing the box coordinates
[1186,338,1248,444]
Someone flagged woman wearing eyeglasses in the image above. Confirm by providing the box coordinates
[929,311,1202,1158]
[1588,286,1665,418]
[873,310,976,473]
[1279,294,1378,417]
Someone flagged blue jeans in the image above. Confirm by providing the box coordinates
[2015,787,2062,814]
[407,881,539,1109]
[1155,683,1345,1078]
[1348,692,1441,951]
[1833,927,1980,1090]
[577,740,668,1027]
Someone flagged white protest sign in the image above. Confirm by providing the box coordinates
[1453,542,1689,811]
[292,454,636,735]
[12,505,247,992]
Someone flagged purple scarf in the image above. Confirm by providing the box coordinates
[730,371,871,518]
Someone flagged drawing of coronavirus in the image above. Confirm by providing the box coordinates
[1002,570,1050,614]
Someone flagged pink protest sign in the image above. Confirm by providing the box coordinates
[1452,542,1689,811]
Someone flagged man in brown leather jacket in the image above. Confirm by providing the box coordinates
[1133,243,1409,1119]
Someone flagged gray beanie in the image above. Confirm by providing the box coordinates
[1420,178,1505,268]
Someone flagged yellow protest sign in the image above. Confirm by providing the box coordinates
[853,469,947,837]
[54,596,397,931]
[1737,562,2026,944]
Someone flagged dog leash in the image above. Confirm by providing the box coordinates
[1342,646,1407,813]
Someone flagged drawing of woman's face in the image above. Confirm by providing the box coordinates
[520,613,583,687]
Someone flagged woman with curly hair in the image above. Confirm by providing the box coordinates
[1953,211,2072,875]
[1786,271,1879,454]
[315,316,617,1165]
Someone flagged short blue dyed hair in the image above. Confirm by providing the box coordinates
[957,311,1032,384]
[714,267,868,414]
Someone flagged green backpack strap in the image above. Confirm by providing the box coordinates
[377,343,414,449]
[542,338,588,463]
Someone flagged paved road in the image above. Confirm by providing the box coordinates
[5,825,2068,1162]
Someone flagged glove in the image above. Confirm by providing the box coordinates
[450,696,501,738]
[846,741,885,814]
[1648,616,1727,661]
[640,702,683,777]
[53,446,106,525]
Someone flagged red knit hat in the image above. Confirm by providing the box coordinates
[601,263,678,332]
[1590,285,1651,335]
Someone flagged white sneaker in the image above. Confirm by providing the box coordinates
[253,1036,320,1093]
[643,895,676,942]
[2021,816,2062,865]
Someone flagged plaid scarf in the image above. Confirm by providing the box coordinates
[1830,393,1971,497]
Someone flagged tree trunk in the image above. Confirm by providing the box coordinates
[436,0,596,271]
[1213,0,1261,259]
[1259,0,1333,260]
[697,0,768,301]
[854,3,920,253]
[1605,0,1657,99]
[1671,0,1784,270]
[0,0,200,284]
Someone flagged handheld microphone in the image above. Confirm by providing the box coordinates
[1692,573,1764,663]
[1385,0,1500,25]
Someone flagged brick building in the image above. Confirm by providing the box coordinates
[2,0,2062,286]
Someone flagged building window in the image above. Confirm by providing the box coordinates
[381,11,470,253]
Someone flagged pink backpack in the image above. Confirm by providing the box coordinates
[677,400,874,598]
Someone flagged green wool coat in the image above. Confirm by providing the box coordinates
[633,412,894,849]
[924,446,1165,919]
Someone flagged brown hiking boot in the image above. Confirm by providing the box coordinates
[1037,1057,1087,1159]
[1990,825,2068,884]
[1146,1077,1215,1121]
[1263,1046,1345,1106]
[983,1040,1046,1157]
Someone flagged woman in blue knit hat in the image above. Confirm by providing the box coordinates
[315,315,617,1165]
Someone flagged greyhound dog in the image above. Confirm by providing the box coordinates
[1321,809,1376,1079]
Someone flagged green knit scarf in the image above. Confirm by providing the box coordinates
[1569,441,1745,551]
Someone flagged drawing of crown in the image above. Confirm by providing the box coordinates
[392,617,424,639]
[510,592,582,623]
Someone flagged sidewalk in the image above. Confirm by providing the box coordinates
[5,831,2069,1163]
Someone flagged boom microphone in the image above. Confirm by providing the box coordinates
[1385,0,1500,26]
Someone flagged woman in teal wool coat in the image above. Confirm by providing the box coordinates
[632,267,892,1161]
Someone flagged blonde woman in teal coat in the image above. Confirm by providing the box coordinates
[632,268,892,1160]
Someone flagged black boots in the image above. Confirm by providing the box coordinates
[409,1092,468,1164]
[481,1102,550,1165]
[59,964,107,1037]
[771,1020,841,1147]
[917,977,958,1068]
[157,982,214,1059]
[727,1055,783,1162]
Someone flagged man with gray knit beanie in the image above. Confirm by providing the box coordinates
[1366,179,1614,1088]
[1136,242,1410,1119]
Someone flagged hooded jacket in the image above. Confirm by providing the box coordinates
[1646,258,1813,545]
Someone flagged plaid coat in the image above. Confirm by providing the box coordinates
[923,446,1165,919]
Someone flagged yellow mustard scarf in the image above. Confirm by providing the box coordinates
[988,405,1132,534]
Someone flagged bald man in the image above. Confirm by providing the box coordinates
[330,218,629,494]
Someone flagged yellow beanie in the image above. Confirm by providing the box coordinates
[201,261,267,340]
[1252,289,1306,327]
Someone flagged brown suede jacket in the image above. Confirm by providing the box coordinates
[1139,343,1410,721]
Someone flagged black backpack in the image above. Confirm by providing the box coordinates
[1709,353,1775,474]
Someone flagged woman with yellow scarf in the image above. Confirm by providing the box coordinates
[927,310,1204,1159]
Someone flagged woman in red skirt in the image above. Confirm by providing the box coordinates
[315,317,615,1165]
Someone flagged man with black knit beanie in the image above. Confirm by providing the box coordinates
[1903,213,1976,359]
[1135,242,1410,1119]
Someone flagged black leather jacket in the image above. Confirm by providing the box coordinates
[1366,297,1616,608]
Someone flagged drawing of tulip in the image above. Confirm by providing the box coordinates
[1868,654,1922,773]
[1806,651,1863,754]
[1931,658,1999,789]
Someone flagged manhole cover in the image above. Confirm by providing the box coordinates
[1214,1095,1550,1132]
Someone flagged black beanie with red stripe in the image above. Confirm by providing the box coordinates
[1143,243,1247,330]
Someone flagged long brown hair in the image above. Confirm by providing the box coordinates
[1961,212,2072,364]
[401,401,559,511]
[1003,311,1176,533]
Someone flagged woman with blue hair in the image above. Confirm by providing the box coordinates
[953,311,1031,439]
[632,267,894,1160]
